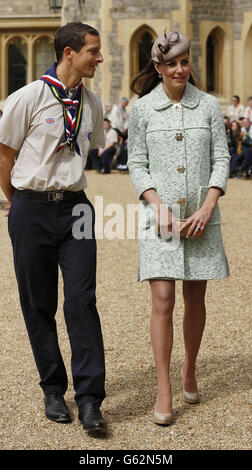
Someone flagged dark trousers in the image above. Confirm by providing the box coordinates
[240,146,252,171]
[88,147,116,173]
[229,147,252,176]
[8,191,105,407]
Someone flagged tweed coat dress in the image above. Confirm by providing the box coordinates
[128,81,230,282]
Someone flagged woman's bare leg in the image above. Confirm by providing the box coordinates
[149,279,175,413]
[182,280,207,392]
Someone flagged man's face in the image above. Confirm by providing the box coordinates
[232,97,239,107]
[244,118,250,129]
[71,33,103,78]
[121,100,128,109]
[104,120,111,131]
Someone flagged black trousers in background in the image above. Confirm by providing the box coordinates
[8,191,106,408]
[88,147,116,173]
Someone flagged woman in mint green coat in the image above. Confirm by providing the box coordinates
[128,31,230,426]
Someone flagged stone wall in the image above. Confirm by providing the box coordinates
[1,0,251,102]
[111,0,179,19]
[80,0,102,96]
[0,0,51,16]
[80,0,252,102]
[106,0,179,103]
[190,0,252,84]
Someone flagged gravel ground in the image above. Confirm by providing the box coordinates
[0,172,251,451]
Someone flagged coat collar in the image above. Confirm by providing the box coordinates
[148,81,201,110]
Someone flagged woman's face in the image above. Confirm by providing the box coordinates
[231,122,239,132]
[155,51,191,94]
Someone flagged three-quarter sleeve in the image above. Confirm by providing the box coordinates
[208,97,231,195]
[127,101,156,199]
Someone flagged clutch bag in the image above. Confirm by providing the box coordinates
[178,219,189,237]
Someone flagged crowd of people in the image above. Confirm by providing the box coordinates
[86,97,129,174]
[224,95,252,178]
[85,93,252,179]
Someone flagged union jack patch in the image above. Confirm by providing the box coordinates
[46,117,56,124]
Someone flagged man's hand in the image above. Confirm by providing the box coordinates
[5,202,11,218]
[0,143,17,211]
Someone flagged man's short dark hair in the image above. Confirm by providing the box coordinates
[233,95,240,102]
[54,22,99,64]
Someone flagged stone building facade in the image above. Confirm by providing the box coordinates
[0,0,252,110]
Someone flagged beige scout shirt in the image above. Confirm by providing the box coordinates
[0,80,105,191]
[104,128,118,147]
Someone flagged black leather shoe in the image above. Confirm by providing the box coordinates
[44,394,72,423]
[78,401,107,436]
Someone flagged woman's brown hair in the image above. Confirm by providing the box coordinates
[131,57,197,98]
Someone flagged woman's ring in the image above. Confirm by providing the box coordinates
[197,226,201,231]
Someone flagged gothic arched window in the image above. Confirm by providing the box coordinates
[34,36,55,78]
[206,27,226,95]
[138,31,154,72]
[206,34,215,92]
[8,37,28,95]
[130,25,156,94]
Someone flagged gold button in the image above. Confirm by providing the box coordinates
[177,165,186,174]
[177,197,187,206]
[175,133,184,141]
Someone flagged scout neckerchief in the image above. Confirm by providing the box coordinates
[40,63,83,155]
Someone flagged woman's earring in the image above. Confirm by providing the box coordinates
[159,74,162,79]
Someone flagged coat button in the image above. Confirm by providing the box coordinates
[175,133,184,141]
[177,197,187,206]
[173,103,181,111]
[177,165,186,174]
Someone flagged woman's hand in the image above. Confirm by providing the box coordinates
[179,187,222,238]
[179,206,212,238]
[153,204,179,239]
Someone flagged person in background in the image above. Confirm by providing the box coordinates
[224,115,232,148]
[88,118,118,173]
[227,95,245,122]
[239,118,252,177]
[229,121,246,177]
[116,131,128,171]
[244,96,252,123]
[103,102,111,119]
[109,97,129,137]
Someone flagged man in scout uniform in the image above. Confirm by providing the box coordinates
[0,23,107,436]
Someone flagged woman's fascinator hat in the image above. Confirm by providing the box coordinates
[151,30,191,63]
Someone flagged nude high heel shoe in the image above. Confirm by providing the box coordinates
[153,398,172,425]
[181,368,200,404]
[153,410,172,425]
[183,389,200,404]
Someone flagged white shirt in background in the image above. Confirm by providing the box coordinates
[109,104,128,132]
